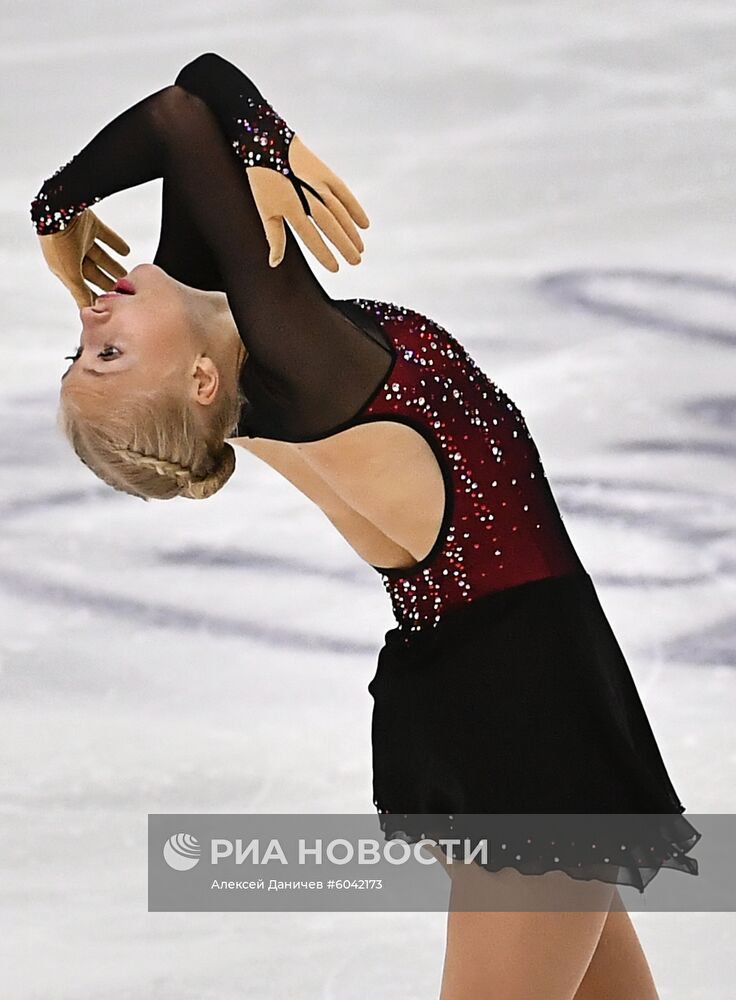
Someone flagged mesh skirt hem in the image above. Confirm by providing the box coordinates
[375,809,702,894]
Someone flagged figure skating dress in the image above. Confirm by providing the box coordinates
[31,53,700,893]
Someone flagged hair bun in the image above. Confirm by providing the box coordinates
[181,442,237,500]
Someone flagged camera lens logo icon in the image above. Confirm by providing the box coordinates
[163,833,202,871]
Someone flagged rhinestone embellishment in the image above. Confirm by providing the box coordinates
[349,298,583,643]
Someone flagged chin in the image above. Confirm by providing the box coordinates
[130,262,173,287]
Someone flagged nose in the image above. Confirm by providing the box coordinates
[79,302,108,321]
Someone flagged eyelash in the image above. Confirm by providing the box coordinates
[64,346,120,362]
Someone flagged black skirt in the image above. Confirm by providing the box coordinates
[367,570,701,893]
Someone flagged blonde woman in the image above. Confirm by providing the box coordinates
[32,52,700,1000]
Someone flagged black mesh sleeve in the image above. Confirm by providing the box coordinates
[31,58,393,441]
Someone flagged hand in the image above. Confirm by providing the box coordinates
[174,54,370,273]
[36,209,131,308]
[245,135,370,273]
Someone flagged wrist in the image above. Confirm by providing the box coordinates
[31,176,98,235]
[230,98,295,176]
[31,192,100,236]
[36,208,88,241]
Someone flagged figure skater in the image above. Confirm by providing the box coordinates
[32,52,700,1000]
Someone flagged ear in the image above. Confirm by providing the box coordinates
[189,353,220,407]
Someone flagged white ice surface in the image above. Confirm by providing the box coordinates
[1,2,735,998]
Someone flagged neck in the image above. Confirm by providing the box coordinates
[195,288,248,381]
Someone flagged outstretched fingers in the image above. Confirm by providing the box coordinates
[288,211,339,272]
[310,183,365,253]
[323,170,370,231]
[304,191,361,266]
[87,242,128,282]
[81,255,116,292]
[95,217,131,257]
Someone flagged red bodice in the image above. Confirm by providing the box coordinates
[346,298,585,639]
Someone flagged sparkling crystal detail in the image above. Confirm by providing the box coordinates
[348,298,583,643]
[231,98,294,175]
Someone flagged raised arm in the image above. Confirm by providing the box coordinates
[173,52,369,272]
[31,56,393,440]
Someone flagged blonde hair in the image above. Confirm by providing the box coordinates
[57,374,246,501]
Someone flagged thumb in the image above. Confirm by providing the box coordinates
[73,282,94,310]
[265,217,286,267]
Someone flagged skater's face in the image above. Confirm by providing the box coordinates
[60,263,201,400]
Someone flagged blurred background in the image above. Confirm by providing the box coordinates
[1,1,734,997]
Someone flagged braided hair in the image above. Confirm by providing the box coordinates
[58,375,245,501]
[112,443,237,499]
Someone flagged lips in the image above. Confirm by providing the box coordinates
[96,277,135,303]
